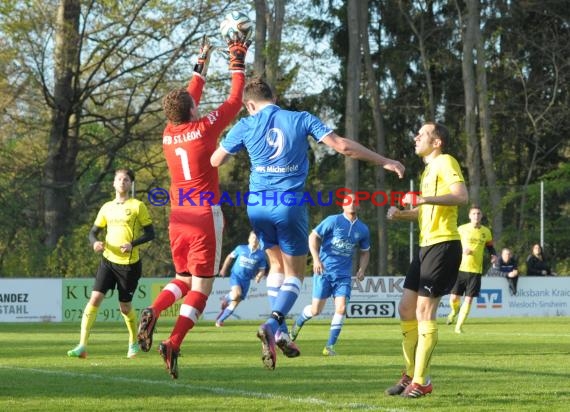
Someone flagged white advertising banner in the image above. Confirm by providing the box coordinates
[0,278,62,322]
[448,276,570,318]
[0,276,568,322]
[203,276,570,321]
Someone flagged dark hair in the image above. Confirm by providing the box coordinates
[425,121,450,150]
[115,168,135,182]
[244,77,275,102]
[163,88,194,124]
[469,204,481,212]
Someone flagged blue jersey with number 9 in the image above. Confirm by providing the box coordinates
[220,104,332,192]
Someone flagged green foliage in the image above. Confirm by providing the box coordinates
[0,0,568,277]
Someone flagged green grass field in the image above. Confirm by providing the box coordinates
[1,317,568,411]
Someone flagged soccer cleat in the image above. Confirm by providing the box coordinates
[385,372,412,395]
[215,320,224,328]
[215,311,223,322]
[158,341,179,379]
[446,313,456,325]
[275,331,301,358]
[127,343,140,359]
[256,324,277,370]
[401,381,433,398]
[67,345,87,359]
[290,323,302,341]
[455,327,464,334]
[322,345,336,356]
[137,307,157,352]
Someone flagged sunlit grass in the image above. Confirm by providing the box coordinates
[0,317,569,411]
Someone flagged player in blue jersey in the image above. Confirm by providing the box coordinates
[211,77,404,370]
[215,232,268,326]
[290,193,370,356]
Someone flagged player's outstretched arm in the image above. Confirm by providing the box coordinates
[193,35,215,78]
[211,146,232,167]
[321,133,405,178]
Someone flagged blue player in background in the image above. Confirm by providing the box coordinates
[215,232,268,327]
[291,193,370,356]
[211,77,404,369]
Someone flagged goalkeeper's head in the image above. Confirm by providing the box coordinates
[243,77,276,115]
[163,88,196,125]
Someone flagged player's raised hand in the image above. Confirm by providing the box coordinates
[227,33,251,73]
[383,159,405,179]
[193,35,215,77]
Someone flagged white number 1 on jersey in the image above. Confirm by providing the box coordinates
[175,147,192,180]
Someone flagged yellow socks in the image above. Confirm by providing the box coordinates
[79,303,99,347]
[401,320,419,377]
[414,320,438,385]
[456,302,472,332]
[447,298,460,324]
[121,308,137,345]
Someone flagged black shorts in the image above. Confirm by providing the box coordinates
[403,240,462,298]
[450,271,482,297]
[93,256,142,302]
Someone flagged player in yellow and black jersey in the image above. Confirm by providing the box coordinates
[447,206,497,333]
[67,168,155,359]
[385,122,468,398]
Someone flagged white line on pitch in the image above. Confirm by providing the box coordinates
[0,365,405,412]
[475,331,570,338]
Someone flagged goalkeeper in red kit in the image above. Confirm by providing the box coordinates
[136,33,251,379]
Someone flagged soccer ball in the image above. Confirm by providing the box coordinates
[220,11,253,42]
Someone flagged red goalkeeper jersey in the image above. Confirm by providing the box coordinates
[162,72,245,208]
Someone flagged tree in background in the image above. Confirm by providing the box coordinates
[0,0,568,276]
[0,0,239,274]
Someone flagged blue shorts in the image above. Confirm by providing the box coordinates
[312,273,352,300]
[247,195,309,256]
[230,276,252,300]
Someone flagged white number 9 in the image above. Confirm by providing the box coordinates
[267,128,285,160]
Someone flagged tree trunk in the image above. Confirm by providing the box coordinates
[474,1,503,240]
[43,0,80,248]
[459,0,480,205]
[344,0,361,191]
[398,0,435,119]
[359,0,388,274]
[253,0,267,77]
[265,0,285,86]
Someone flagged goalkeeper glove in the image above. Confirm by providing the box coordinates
[227,35,251,73]
[193,35,214,77]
